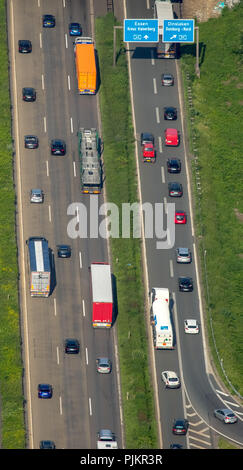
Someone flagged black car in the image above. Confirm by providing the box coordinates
[164,106,177,120]
[43,14,55,28]
[57,244,71,258]
[168,182,183,197]
[24,135,39,149]
[170,444,183,449]
[140,132,154,146]
[22,87,36,102]
[178,277,193,292]
[38,383,53,399]
[172,419,189,435]
[65,339,80,354]
[40,440,56,449]
[51,139,66,155]
[167,159,181,174]
[18,40,32,53]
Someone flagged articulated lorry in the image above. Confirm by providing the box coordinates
[90,263,113,328]
[78,128,102,194]
[154,0,178,58]
[27,237,51,297]
[150,287,173,349]
[74,37,96,94]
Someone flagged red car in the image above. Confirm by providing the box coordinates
[175,211,187,224]
[142,142,155,163]
[165,128,179,146]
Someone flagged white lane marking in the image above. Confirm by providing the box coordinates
[41,74,44,90]
[56,346,60,365]
[59,396,63,415]
[163,197,167,214]
[68,74,71,90]
[79,251,82,269]
[38,0,40,7]
[43,116,47,133]
[89,398,92,416]
[82,299,85,317]
[65,33,68,49]
[169,259,174,278]
[151,49,155,65]
[161,166,165,183]
[76,205,79,223]
[39,32,42,49]
[158,136,162,153]
[54,298,57,316]
[153,77,157,94]
[86,347,88,365]
[48,205,52,222]
[70,117,73,133]
[46,160,49,177]
[63,0,66,7]
[155,107,160,124]
[215,389,228,397]
[73,161,76,177]
[146,0,150,9]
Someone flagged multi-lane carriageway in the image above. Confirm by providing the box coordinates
[8,0,243,449]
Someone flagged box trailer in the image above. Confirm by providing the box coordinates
[150,287,173,349]
[90,263,113,327]
[27,237,51,297]
[74,37,96,94]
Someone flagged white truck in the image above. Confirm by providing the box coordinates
[150,287,173,349]
[154,0,178,58]
[97,429,118,449]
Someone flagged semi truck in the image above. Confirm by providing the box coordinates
[27,237,51,297]
[150,287,173,349]
[78,127,102,194]
[74,37,96,94]
[90,263,113,328]
[154,0,178,59]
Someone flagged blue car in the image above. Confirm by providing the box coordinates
[43,15,55,28]
[69,22,82,36]
[38,384,53,399]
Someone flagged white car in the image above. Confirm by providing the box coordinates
[161,370,180,389]
[30,189,44,203]
[184,319,199,334]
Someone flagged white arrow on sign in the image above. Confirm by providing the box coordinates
[144,35,149,39]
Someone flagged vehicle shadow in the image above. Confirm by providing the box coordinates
[49,248,56,295]
[111,273,118,326]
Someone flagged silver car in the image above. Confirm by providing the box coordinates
[96,357,111,374]
[214,408,238,424]
[176,247,192,263]
[30,189,44,203]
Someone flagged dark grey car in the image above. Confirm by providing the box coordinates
[25,135,39,149]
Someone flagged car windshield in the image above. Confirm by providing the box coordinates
[169,377,178,382]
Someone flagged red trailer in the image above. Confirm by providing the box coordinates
[90,263,113,328]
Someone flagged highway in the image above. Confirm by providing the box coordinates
[125,0,243,449]
[9,0,121,449]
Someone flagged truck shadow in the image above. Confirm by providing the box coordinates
[169,297,177,348]
[111,273,118,326]
[49,249,56,296]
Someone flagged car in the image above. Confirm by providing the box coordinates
[170,444,183,449]
[96,357,112,374]
[214,408,238,424]
[97,429,118,449]
[161,370,180,389]
[38,384,52,399]
[22,87,36,102]
[179,276,193,292]
[161,73,174,86]
[43,14,55,28]
[39,440,56,449]
[65,338,80,354]
[164,106,177,121]
[30,189,44,203]
[140,132,154,146]
[18,39,32,53]
[69,22,82,36]
[184,319,199,334]
[142,142,155,162]
[51,139,66,155]
[165,128,179,146]
[172,419,189,435]
[175,211,187,224]
[176,247,192,264]
[168,182,183,197]
[167,159,181,174]
[24,135,39,149]
[57,244,71,258]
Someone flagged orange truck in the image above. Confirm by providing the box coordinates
[74,37,96,94]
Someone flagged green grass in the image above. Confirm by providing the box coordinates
[180,3,243,396]
[95,13,158,448]
[0,0,25,448]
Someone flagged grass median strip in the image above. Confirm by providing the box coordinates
[95,13,158,448]
[0,0,25,448]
